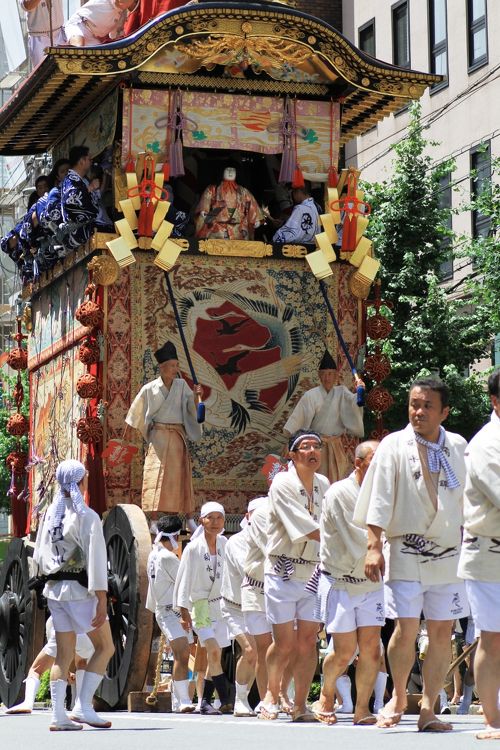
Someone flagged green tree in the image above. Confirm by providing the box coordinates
[0,370,29,512]
[458,155,500,334]
[363,102,492,438]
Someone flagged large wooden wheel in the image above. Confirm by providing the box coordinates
[0,538,45,708]
[98,504,153,709]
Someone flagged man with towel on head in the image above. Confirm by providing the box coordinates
[354,377,468,733]
[125,340,203,522]
[284,349,364,484]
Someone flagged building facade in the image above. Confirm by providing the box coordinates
[342,0,499,366]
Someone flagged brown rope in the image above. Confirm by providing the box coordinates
[145,634,167,706]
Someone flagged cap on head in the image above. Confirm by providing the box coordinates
[319,349,336,370]
[247,496,267,513]
[156,515,183,535]
[154,340,178,364]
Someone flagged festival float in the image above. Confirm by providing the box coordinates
[0,0,439,710]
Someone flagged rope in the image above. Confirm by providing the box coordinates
[145,634,167,706]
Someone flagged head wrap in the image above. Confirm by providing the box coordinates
[51,459,87,534]
[318,349,336,370]
[413,426,460,489]
[288,431,322,452]
[154,515,183,550]
[191,501,225,539]
[240,496,268,529]
[154,340,178,364]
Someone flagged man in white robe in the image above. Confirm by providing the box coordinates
[260,430,329,722]
[354,377,468,732]
[284,349,364,483]
[312,440,384,725]
[458,370,500,740]
[125,340,203,517]
[221,497,267,717]
[33,459,114,731]
[173,502,232,715]
[21,0,65,68]
[146,515,194,713]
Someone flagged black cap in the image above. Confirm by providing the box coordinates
[156,515,183,535]
[319,349,336,370]
[154,340,178,364]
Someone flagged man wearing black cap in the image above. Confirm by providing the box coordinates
[283,349,364,483]
[124,340,203,518]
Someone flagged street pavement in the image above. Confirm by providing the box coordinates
[0,709,489,750]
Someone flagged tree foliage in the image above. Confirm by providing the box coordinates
[363,102,492,437]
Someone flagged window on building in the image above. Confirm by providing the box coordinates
[470,142,491,239]
[428,0,448,82]
[438,172,453,280]
[0,323,12,354]
[467,0,488,70]
[359,19,376,57]
[392,1,410,68]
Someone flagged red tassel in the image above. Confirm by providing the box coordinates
[125,154,135,173]
[162,161,170,181]
[138,201,155,237]
[328,165,339,188]
[292,165,305,189]
[341,214,358,253]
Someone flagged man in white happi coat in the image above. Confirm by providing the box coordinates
[173,502,232,715]
[220,497,267,717]
[284,349,364,484]
[312,440,384,725]
[125,340,203,518]
[146,515,194,713]
[260,430,329,722]
[33,460,114,731]
[21,0,65,68]
[354,377,468,732]
[65,0,137,46]
[458,370,500,740]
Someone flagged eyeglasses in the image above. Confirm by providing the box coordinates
[296,443,322,452]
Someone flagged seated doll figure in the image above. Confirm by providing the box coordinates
[194,166,264,241]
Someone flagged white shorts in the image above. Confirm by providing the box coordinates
[243,611,272,637]
[221,601,246,638]
[43,616,94,660]
[264,574,319,625]
[47,597,97,634]
[465,581,500,633]
[196,618,230,648]
[325,588,385,634]
[385,580,469,621]
[156,608,194,644]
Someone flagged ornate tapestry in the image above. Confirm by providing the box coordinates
[105,251,360,512]
[122,90,340,177]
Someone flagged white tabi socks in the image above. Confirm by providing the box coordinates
[373,671,388,713]
[6,674,40,714]
[234,682,255,717]
[49,679,82,731]
[173,679,195,713]
[70,671,111,728]
[336,674,354,713]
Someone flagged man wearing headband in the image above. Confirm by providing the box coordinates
[146,515,194,713]
[173,501,233,715]
[33,459,114,731]
[354,378,468,732]
[260,430,329,722]
[220,497,267,716]
[311,440,384,726]
[283,349,364,483]
[125,340,203,523]
[458,370,500,740]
